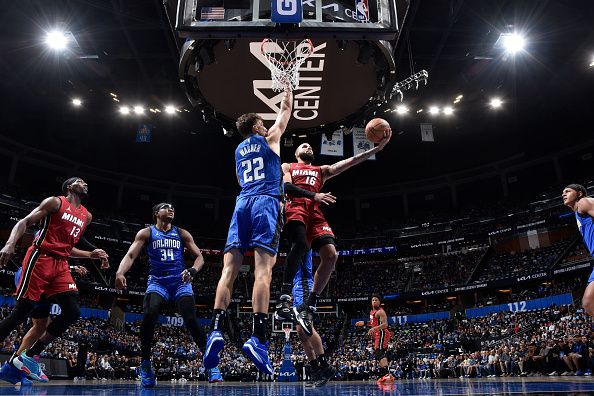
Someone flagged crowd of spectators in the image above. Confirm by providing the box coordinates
[472,240,572,283]
[410,248,487,290]
[1,293,593,383]
[333,304,594,380]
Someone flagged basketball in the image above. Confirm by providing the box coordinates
[365,118,391,143]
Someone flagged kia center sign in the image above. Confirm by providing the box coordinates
[179,39,396,134]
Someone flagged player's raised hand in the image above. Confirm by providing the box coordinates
[115,272,127,290]
[314,192,337,205]
[376,129,392,151]
[0,245,15,267]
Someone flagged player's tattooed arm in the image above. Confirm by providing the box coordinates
[180,228,205,283]
[320,130,392,182]
[0,196,60,267]
[115,227,150,289]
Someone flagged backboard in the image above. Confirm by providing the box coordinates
[172,0,404,40]
[165,0,414,135]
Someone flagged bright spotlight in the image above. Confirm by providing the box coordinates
[589,55,594,68]
[395,105,408,115]
[429,106,440,115]
[72,98,82,107]
[133,105,144,115]
[165,105,176,114]
[490,98,503,109]
[443,106,454,116]
[119,106,130,115]
[45,31,68,50]
[502,33,526,54]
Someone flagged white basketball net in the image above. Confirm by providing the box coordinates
[261,39,314,92]
[283,327,292,342]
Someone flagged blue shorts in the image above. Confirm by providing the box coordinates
[292,250,313,307]
[225,195,283,255]
[146,275,193,302]
[588,268,594,284]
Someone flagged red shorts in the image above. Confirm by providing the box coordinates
[16,246,77,302]
[285,199,335,244]
[374,329,391,350]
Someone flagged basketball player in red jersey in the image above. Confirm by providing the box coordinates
[0,177,108,381]
[356,295,394,384]
[276,130,391,333]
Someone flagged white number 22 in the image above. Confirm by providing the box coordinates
[241,157,265,183]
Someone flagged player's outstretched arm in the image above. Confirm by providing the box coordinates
[266,87,293,152]
[320,130,392,182]
[115,227,150,289]
[180,229,205,283]
[0,196,60,267]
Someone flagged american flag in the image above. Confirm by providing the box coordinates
[200,7,225,20]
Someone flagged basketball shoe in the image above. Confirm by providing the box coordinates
[305,367,320,388]
[377,373,395,385]
[0,362,33,385]
[139,360,156,388]
[11,352,48,382]
[242,336,273,375]
[208,367,223,383]
[293,304,316,336]
[274,294,295,322]
[203,331,225,369]
[314,365,337,387]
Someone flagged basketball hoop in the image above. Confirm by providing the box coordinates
[283,327,292,343]
[261,39,314,92]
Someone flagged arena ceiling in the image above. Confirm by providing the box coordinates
[0,0,593,194]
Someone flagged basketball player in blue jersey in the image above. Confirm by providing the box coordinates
[562,184,594,316]
[292,250,336,387]
[203,86,293,375]
[115,203,207,388]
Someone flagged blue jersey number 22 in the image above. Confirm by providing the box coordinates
[241,157,265,183]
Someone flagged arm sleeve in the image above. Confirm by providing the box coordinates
[284,182,316,199]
